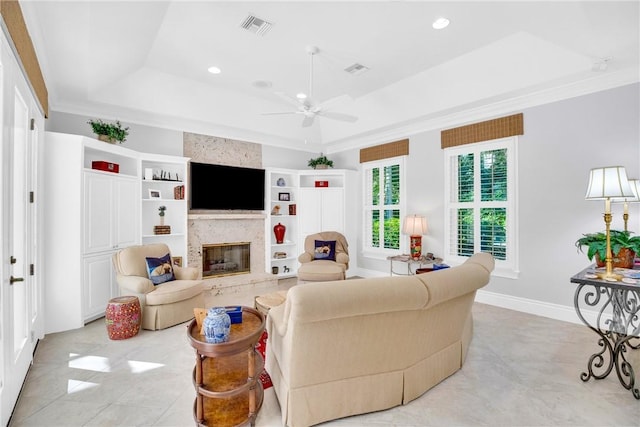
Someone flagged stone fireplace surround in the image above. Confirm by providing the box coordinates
[184,132,277,296]
[188,213,276,295]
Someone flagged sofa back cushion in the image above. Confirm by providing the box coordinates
[304,231,348,257]
[113,243,172,278]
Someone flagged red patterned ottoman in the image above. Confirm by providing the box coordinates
[105,296,141,340]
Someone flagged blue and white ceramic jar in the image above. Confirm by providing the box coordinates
[203,307,231,343]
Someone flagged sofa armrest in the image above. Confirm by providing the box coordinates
[267,302,288,337]
[116,275,155,294]
[298,252,313,263]
[174,266,199,280]
[336,252,349,265]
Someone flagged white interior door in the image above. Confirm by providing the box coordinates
[1,35,43,425]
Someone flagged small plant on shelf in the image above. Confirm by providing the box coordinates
[307,153,334,169]
[158,205,166,225]
[87,119,130,143]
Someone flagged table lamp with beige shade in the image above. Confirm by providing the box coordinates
[403,214,428,259]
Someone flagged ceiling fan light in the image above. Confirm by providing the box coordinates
[432,17,450,30]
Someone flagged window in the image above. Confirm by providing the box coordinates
[444,137,518,277]
[362,157,406,256]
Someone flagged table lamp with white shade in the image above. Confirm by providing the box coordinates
[403,215,428,259]
[585,166,635,280]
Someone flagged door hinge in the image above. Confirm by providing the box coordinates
[30,118,35,130]
[30,264,34,276]
[31,331,34,342]
[30,191,34,203]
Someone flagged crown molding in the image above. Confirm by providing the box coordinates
[324,67,640,154]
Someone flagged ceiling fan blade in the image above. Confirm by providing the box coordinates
[273,91,302,108]
[301,114,315,127]
[262,111,298,116]
[315,94,352,112]
[316,110,358,122]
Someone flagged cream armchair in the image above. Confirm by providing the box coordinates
[112,243,204,330]
[297,231,349,282]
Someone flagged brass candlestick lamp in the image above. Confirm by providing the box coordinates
[616,179,640,231]
[585,166,635,281]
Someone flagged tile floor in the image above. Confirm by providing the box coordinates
[8,280,640,427]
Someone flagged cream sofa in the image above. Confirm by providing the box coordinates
[265,252,494,427]
[112,243,204,330]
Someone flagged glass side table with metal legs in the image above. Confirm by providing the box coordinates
[570,266,640,399]
[386,254,443,276]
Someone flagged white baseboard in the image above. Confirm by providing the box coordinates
[475,289,602,327]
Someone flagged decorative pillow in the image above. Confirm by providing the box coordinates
[314,240,336,261]
[145,253,175,285]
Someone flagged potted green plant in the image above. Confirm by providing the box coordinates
[307,153,334,169]
[575,229,640,268]
[158,205,166,226]
[88,119,130,144]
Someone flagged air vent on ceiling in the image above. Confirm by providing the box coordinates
[344,63,370,76]
[240,14,273,36]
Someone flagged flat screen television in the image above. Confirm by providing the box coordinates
[190,162,265,210]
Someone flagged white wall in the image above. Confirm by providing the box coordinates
[46,83,640,322]
[47,110,315,168]
[347,83,640,319]
[46,111,183,156]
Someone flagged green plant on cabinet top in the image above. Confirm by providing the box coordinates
[88,119,129,143]
[307,153,333,169]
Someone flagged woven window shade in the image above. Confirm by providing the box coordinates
[0,0,49,116]
[441,113,523,149]
[360,139,409,163]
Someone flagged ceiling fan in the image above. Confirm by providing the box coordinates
[263,46,358,128]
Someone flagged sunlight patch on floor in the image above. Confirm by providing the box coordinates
[67,379,99,394]
[68,354,111,372]
[127,360,164,373]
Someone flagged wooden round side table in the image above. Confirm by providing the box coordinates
[187,306,265,427]
[105,296,141,340]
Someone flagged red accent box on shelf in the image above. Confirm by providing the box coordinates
[92,161,119,173]
[315,180,329,187]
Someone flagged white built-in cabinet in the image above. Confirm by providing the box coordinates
[81,171,139,319]
[43,132,189,333]
[83,171,139,254]
[265,168,356,278]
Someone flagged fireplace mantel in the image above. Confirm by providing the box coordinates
[188,212,275,294]
[188,213,266,220]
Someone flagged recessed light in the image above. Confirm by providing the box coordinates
[207,66,221,74]
[296,93,307,100]
[432,17,450,30]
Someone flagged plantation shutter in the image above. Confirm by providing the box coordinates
[448,146,509,261]
[363,159,402,251]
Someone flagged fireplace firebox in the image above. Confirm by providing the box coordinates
[202,242,250,278]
